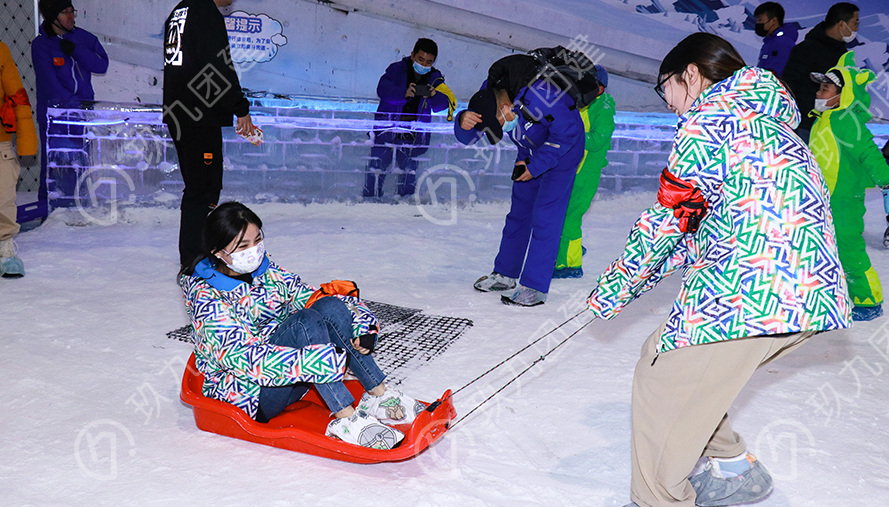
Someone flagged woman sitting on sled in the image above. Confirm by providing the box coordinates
[179,201,423,449]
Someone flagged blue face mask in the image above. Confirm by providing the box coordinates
[501,108,519,132]
[413,61,432,75]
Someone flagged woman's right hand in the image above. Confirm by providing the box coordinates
[351,337,371,355]
[459,111,482,130]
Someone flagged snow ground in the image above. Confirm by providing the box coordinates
[3,191,889,506]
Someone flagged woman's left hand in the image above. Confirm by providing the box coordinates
[351,337,371,355]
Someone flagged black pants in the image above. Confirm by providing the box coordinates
[169,124,224,268]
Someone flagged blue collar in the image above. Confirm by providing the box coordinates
[193,255,270,291]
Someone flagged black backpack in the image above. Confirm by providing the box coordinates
[486,47,601,122]
[526,46,601,111]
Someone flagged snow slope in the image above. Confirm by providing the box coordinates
[3,193,889,506]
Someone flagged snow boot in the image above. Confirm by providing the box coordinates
[474,271,517,292]
[358,388,425,425]
[501,285,547,306]
[690,454,773,506]
[851,304,883,322]
[325,410,404,449]
[552,266,583,279]
[0,239,24,278]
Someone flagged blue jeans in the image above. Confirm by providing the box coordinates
[257,297,386,421]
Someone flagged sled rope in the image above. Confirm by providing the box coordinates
[430,308,593,428]
[449,314,594,428]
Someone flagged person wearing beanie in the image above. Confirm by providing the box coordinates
[808,52,889,322]
[31,0,108,207]
[0,41,38,277]
[553,64,616,279]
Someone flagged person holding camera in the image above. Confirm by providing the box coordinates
[363,38,453,199]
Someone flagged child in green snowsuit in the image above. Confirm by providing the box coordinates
[553,65,616,278]
[809,51,889,321]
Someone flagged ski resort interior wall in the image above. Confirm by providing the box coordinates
[44,100,889,210]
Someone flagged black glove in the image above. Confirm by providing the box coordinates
[60,39,76,56]
[358,333,377,352]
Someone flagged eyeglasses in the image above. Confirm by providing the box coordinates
[60,8,77,16]
[654,73,674,103]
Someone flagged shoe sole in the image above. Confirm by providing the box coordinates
[358,424,404,450]
[500,295,545,306]
[475,284,515,293]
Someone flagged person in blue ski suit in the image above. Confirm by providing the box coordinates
[364,38,452,198]
[455,54,584,306]
[32,0,108,206]
[753,2,798,77]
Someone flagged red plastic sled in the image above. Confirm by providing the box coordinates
[180,354,456,463]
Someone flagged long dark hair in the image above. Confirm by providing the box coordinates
[180,201,263,276]
[659,33,746,87]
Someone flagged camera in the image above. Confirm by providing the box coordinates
[415,84,434,97]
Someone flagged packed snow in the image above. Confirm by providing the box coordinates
[4,191,889,506]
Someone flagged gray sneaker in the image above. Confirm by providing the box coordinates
[474,272,517,292]
[690,454,773,506]
[501,285,547,306]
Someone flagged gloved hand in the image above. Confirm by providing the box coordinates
[357,333,377,352]
[59,39,75,56]
[657,168,708,233]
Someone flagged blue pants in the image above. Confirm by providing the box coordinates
[363,131,428,197]
[493,166,577,294]
[257,297,386,421]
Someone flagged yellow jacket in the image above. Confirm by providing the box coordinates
[0,41,37,156]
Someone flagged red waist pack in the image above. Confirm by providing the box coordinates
[657,168,708,233]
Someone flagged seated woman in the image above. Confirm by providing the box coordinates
[179,201,423,449]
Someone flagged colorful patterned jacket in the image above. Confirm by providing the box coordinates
[588,66,851,352]
[181,256,378,419]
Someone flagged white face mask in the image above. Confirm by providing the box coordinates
[221,241,265,274]
[814,95,840,112]
[841,22,857,43]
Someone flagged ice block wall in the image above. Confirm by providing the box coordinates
[43,97,889,211]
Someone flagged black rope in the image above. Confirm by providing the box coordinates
[448,307,587,399]
[438,308,596,429]
[448,314,595,429]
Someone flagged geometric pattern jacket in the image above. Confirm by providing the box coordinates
[181,256,378,418]
[588,66,851,352]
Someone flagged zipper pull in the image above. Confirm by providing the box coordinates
[651,353,659,366]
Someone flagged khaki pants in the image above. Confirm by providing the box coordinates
[0,141,21,242]
[630,322,814,506]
